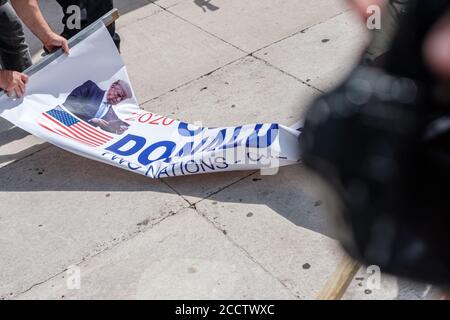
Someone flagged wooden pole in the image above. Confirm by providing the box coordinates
[316,255,360,300]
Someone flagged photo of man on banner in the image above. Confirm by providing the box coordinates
[62,79,132,135]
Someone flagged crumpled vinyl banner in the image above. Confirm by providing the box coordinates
[0,26,301,179]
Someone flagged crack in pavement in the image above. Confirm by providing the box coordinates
[5,207,181,300]
[0,4,349,170]
[191,204,302,300]
[1,2,350,299]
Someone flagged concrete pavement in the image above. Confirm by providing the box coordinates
[0,0,443,300]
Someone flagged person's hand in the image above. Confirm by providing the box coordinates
[350,0,385,19]
[117,125,129,135]
[43,31,69,54]
[0,70,29,98]
[424,10,450,79]
[89,118,110,128]
[349,0,450,79]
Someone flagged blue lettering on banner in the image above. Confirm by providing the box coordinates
[184,160,200,174]
[200,159,215,171]
[154,157,230,179]
[246,124,278,148]
[200,128,226,151]
[102,152,142,170]
[177,138,209,158]
[214,157,229,169]
[177,122,205,137]
[219,126,242,150]
[137,140,176,166]
[145,164,158,178]
[105,134,146,156]
[157,167,170,178]
[103,122,279,177]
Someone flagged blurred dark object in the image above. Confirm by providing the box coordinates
[301,0,450,286]
[56,0,120,51]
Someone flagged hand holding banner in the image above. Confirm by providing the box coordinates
[0,26,301,179]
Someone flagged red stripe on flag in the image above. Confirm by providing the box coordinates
[42,113,101,146]
[74,123,110,143]
[69,123,106,145]
[38,122,97,147]
[79,121,113,139]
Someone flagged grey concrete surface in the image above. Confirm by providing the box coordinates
[17,209,298,299]
[115,0,161,28]
[0,147,188,298]
[140,56,318,128]
[195,167,344,299]
[119,8,245,103]
[0,129,45,168]
[254,10,369,92]
[0,0,438,300]
[166,0,350,53]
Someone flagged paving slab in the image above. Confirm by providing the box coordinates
[114,0,161,29]
[16,208,296,300]
[0,105,46,171]
[0,128,47,168]
[195,165,345,299]
[0,118,13,133]
[156,0,189,9]
[1,0,433,301]
[196,165,334,237]
[167,0,350,53]
[255,10,369,92]
[141,56,318,203]
[119,9,244,103]
[0,147,187,298]
[115,0,154,13]
[141,56,318,127]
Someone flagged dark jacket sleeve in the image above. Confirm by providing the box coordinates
[63,80,103,122]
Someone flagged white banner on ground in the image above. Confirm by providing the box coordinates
[0,26,301,179]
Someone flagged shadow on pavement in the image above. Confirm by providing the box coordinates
[0,126,31,148]
[2,0,330,237]
[0,145,333,238]
[25,0,156,57]
[193,0,220,12]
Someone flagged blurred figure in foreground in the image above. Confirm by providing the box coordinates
[301,0,450,288]
[353,0,450,78]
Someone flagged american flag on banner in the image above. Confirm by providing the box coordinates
[38,106,113,147]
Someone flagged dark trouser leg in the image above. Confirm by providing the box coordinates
[56,0,120,51]
[0,2,32,71]
[109,23,121,52]
[84,0,120,51]
[56,0,82,39]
